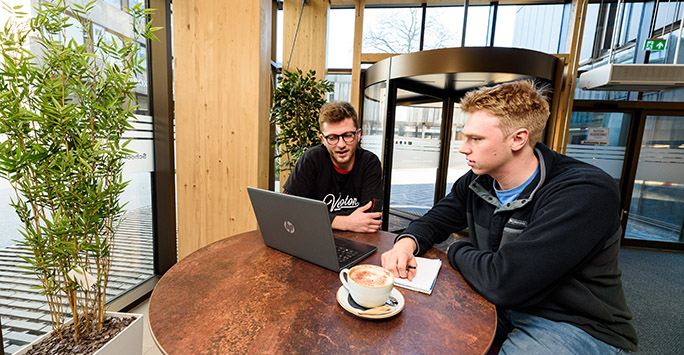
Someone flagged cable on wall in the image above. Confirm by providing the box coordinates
[286,0,307,71]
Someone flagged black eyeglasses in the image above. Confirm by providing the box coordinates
[323,130,358,145]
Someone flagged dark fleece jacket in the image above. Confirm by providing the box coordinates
[401,143,638,351]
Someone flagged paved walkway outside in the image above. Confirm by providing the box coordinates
[1,207,154,355]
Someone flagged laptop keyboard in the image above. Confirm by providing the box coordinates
[336,245,360,264]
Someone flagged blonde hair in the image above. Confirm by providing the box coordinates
[319,101,359,130]
[459,80,550,144]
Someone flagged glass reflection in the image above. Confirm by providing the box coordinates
[361,82,386,159]
[363,7,423,53]
[565,111,631,185]
[494,4,565,53]
[424,6,463,49]
[446,106,470,194]
[390,102,442,220]
[625,115,684,243]
[325,74,352,103]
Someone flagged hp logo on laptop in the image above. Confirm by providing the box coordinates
[283,221,295,234]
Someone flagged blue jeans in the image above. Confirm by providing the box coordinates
[496,310,627,355]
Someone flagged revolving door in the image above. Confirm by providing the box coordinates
[360,47,562,232]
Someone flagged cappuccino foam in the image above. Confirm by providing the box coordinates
[350,266,392,288]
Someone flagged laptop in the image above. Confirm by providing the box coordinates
[247,187,377,272]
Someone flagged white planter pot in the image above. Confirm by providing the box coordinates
[14,312,143,355]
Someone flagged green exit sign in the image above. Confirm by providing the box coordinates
[644,38,667,51]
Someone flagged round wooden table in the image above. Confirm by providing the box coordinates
[148,230,496,354]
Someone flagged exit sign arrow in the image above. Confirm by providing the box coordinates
[644,38,667,51]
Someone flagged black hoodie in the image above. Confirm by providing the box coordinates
[400,142,638,351]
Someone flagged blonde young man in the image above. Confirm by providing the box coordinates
[283,101,383,233]
[382,81,638,353]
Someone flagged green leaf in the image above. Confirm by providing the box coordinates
[0,0,157,339]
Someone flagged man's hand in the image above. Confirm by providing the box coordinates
[381,237,418,281]
[331,201,382,233]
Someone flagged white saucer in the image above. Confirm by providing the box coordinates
[336,286,405,319]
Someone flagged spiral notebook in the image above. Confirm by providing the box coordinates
[393,257,442,295]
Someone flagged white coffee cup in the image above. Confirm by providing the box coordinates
[339,264,394,308]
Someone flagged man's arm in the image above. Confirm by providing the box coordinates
[397,174,471,253]
[330,150,384,232]
[448,177,621,308]
[381,237,418,281]
[331,201,382,232]
[382,175,471,279]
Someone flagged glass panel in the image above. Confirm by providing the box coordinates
[495,4,565,54]
[565,112,631,185]
[625,115,684,243]
[579,3,600,63]
[63,15,86,46]
[390,96,442,228]
[424,6,463,49]
[642,87,684,102]
[276,9,283,67]
[0,3,155,353]
[464,6,490,47]
[103,0,121,9]
[363,7,423,53]
[446,105,470,194]
[327,9,354,69]
[619,3,644,46]
[646,29,684,65]
[325,74,352,103]
[654,2,684,32]
[361,82,386,159]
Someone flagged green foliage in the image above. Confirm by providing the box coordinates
[270,68,333,173]
[0,0,158,342]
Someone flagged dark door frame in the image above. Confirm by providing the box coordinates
[380,79,451,231]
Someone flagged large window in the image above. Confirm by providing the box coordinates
[496,4,566,53]
[576,0,684,102]
[389,101,443,224]
[363,7,423,53]
[565,111,631,186]
[328,9,355,69]
[464,6,491,46]
[424,6,463,49]
[276,8,283,68]
[325,74,352,102]
[625,115,684,244]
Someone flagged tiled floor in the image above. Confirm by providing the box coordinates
[129,299,164,355]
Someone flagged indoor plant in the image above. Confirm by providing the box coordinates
[0,0,157,352]
[270,68,333,174]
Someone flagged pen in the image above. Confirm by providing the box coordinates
[407,265,416,270]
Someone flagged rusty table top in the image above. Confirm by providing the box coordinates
[148,230,496,354]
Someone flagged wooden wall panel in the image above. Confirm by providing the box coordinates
[174,0,272,259]
[280,0,329,188]
[351,0,365,111]
[282,0,328,78]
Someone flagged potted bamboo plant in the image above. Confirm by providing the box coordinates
[270,68,333,175]
[0,1,158,353]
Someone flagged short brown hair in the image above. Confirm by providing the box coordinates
[319,101,359,130]
[460,80,550,144]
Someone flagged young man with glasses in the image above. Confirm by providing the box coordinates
[382,81,637,354]
[283,101,383,233]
